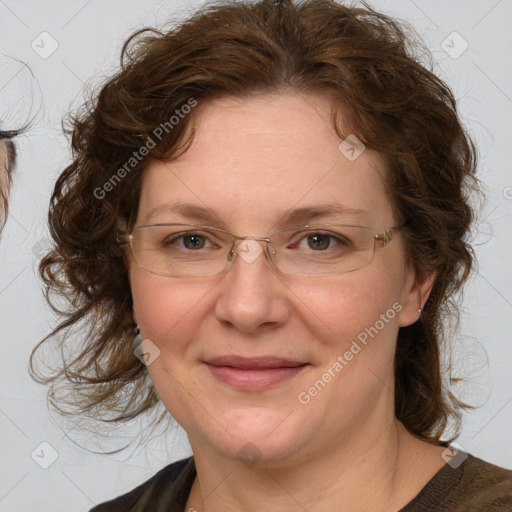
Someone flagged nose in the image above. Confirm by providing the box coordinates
[214,238,291,333]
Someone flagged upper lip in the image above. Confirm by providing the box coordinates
[204,356,307,369]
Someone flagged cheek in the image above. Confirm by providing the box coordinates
[294,269,401,343]
[130,269,211,348]
[129,270,226,430]
[290,270,403,395]
[301,276,401,389]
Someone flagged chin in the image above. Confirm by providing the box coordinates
[186,405,317,468]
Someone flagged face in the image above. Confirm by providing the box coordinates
[129,92,429,466]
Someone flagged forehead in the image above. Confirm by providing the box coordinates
[137,93,394,229]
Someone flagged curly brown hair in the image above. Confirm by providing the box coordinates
[30,0,481,445]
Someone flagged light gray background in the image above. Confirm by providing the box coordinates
[0,0,511,510]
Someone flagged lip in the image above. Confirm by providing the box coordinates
[205,355,307,369]
[203,356,310,391]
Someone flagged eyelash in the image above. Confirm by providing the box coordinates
[164,231,349,251]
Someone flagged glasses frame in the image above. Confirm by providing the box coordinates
[117,222,407,278]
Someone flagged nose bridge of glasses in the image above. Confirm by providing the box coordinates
[227,234,274,263]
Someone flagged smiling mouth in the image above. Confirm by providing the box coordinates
[203,357,310,391]
[204,355,307,369]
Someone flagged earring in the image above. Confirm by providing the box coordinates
[418,308,422,320]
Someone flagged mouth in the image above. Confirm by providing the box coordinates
[203,356,310,391]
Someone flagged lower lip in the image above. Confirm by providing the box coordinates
[205,364,308,391]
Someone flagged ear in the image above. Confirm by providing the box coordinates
[132,306,139,327]
[397,268,435,327]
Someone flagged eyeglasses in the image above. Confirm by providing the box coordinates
[117,223,406,278]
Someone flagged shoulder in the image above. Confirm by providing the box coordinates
[403,453,512,511]
[89,456,195,512]
[458,454,512,507]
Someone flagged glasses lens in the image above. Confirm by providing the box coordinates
[131,224,232,277]
[270,225,375,276]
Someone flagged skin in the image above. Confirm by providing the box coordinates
[130,92,448,512]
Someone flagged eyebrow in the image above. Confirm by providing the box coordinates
[142,201,369,228]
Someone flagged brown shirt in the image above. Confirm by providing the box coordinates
[89,454,512,511]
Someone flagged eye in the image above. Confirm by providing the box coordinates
[294,231,351,251]
[164,231,214,250]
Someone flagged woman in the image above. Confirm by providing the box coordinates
[30,0,512,510]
